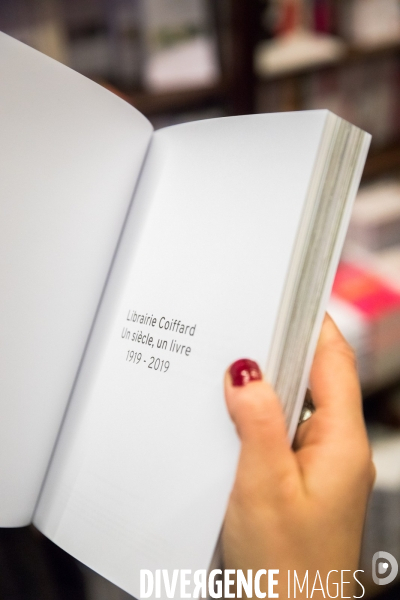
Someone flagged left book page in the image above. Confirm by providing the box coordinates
[0,33,153,526]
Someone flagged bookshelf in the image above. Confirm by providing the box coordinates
[257,38,400,82]
[94,0,400,184]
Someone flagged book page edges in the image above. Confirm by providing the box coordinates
[264,111,371,440]
[286,129,371,441]
[264,110,335,384]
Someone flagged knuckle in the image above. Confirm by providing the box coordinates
[239,385,277,409]
[275,470,302,504]
[236,393,282,433]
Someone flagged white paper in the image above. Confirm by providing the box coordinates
[0,33,153,525]
[35,112,328,597]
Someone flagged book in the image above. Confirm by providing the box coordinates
[345,180,400,251]
[0,0,69,64]
[141,0,219,91]
[329,262,400,389]
[337,0,400,48]
[330,179,400,389]
[304,58,399,149]
[0,32,370,599]
[254,0,345,77]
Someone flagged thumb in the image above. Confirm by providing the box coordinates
[225,360,300,502]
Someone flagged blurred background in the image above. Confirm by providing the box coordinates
[2,0,400,598]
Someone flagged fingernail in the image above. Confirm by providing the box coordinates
[229,359,262,387]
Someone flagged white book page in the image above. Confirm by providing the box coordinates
[34,112,328,597]
[0,33,153,525]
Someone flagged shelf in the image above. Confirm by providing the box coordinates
[256,38,400,81]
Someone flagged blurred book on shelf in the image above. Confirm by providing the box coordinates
[360,427,400,590]
[341,180,400,296]
[257,54,400,150]
[312,0,337,35]
[256,0,400,77]
[345,181,400,252]
[60,0,144,88]
[337,0,400,48]
[61,0,111,80]
[261,0,339,39]
[328,179,400,392]
[255,0,345,76]
[362,426,400,593]
[328,262,400,390]
[255,0,400,159]
[0,0,144,89]
[304,58,400,148]
[105,0,143,89]
[0,0,69,64]
[141,0,220,91]
[0,0,226,98]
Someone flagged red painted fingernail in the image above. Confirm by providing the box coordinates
[229,359,262,387]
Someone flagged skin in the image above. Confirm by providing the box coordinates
[222,315,375,599]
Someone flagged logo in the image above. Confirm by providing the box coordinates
[372,551,398,586]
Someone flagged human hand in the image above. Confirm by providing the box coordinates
[222,314,375,599]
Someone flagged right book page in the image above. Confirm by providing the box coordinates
[34,111,359,598]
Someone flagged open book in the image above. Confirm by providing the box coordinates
[0,32,370,598]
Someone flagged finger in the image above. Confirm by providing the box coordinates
[294,317,372,498]
[310,313,363,429]
[225,360,300,500]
